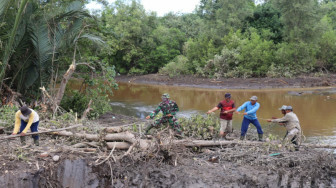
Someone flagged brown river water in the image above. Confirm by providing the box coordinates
[111,82,336,142]
[70,81,336,143]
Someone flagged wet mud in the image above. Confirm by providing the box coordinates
[1,147,335,188]
[115,74,336,89]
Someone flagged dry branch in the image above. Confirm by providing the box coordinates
[102,121,149,133]
[0,124,82,140]
[81,99,93,121]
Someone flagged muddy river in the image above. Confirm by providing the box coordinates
[69,80,336,143]
[105,82,336,142]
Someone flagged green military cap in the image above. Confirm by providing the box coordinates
[162,93,170,98]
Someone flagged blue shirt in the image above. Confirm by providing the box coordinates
[236,101,260,120]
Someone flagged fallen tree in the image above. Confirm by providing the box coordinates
[33,126,336,150]
[8,123,336,150]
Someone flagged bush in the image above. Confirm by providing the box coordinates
[0,105,19,129]
[159,55,190,77]
[202,30,276,78]
[179,114,220,140]
[128,67,146,75]
[266,64,294,78]
[317,30,336,72]
[60,91,89,117]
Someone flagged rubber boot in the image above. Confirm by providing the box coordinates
[240,135,245,140]
[34,139,39,146]
[258,134,264,142]
[144,125,154,135]
[175,131,183,138]
[20,136,26,146]
[221,132,228,140]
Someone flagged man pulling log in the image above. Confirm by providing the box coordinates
[11,106,40,146]
[267,106,302,151]
[145,93,182,136]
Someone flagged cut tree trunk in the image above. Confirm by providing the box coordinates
[53,63,76,112]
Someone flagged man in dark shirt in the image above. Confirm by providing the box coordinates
[207,93,236,139]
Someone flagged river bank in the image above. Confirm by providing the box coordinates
[115,74,336,89]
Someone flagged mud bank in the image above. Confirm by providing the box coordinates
[1,148,336,188]
[0,159,98,188]
[115,74,336,89]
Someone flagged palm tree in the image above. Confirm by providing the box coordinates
[0,0,98,102]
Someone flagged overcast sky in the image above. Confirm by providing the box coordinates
[86,0,200,16]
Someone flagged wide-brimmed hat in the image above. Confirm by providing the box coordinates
[20,106,32,116]
[278,105,287,110]
[250,96,258,101]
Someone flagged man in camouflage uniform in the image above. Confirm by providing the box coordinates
[145,93,182,135]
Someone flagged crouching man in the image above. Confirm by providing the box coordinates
[267,106,301,151]
[11,106,40,146]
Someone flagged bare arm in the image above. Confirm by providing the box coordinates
[207,107,219,114]
[224,108,236,114]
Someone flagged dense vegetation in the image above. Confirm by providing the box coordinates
[97,0,336,78]
[1,0,336,116]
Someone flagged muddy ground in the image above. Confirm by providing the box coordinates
[1,112,336,188]
[1,74,336,187]
[115,74,336,89]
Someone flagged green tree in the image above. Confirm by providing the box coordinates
[100,0,157,74]
[275,0,322,43]
[317,30,336,72]
[197,0,255,37]
[244,2,283,43]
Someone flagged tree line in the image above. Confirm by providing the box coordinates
[97,0,336,78]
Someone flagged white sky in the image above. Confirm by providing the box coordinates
[86,0,200,16]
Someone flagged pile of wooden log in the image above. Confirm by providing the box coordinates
[2,124,336,150]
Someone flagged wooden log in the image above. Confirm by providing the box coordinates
[172,139,262,147]
[102,121,149,133]
[29,127,336,150]
[106,142,132,150]
[0,124,82,140]
[104,132,150,149]
[301,143,336,149]
[72,142,100,148]
[104,126,127,133]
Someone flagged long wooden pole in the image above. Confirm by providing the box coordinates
[0,124,82,140]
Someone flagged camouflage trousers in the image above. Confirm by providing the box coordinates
[153,116,181,133]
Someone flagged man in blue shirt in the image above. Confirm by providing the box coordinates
[236,96,264,141]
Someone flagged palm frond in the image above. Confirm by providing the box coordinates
[52,1,91,23]
[0,0,11,18]
[24,65,39,88]
[80,34,105,46]
[31,23,52,68]
[0,0,29,84]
